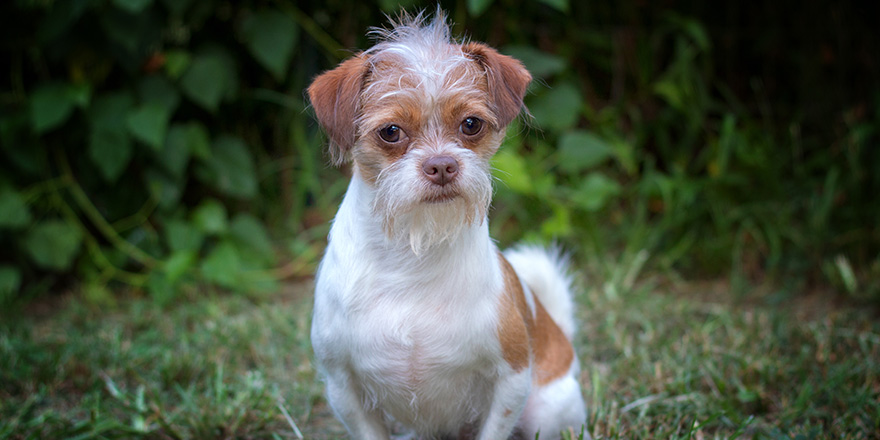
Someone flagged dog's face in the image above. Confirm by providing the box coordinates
[309,21,531,252]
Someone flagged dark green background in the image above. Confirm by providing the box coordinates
[1,0,878,305]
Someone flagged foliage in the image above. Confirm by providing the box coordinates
[0,0,341,304]
[1,0,878,305]
[482,2,880,300]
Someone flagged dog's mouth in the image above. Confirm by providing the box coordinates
[422,191,459,204]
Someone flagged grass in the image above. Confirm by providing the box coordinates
[1,271,878,439]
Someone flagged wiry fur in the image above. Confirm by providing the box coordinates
[371,146,492,255]
[309,10,587,440]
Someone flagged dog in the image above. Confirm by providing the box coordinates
[308,11,587,440]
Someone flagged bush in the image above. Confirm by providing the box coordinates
[1,0,878,305]
[0,0,343,304]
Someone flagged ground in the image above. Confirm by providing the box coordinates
[1,276,878,439]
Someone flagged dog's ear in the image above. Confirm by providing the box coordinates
[462,43,532,128]
[308,55,369,165]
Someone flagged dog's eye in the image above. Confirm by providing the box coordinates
[460,117,483,136]
[378,125,402,143]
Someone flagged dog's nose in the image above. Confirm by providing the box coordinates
[422,156,459,186]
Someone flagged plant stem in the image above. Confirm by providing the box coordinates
[56,150,159,269]
[49,183,148,286]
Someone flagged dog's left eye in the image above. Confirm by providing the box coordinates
[460,117,483,136]
[378,125,402,143]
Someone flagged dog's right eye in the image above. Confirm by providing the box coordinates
[378,125,402,143]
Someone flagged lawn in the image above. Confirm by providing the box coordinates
[1,275,878,439]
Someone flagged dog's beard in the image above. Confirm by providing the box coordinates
[372,156,492,255]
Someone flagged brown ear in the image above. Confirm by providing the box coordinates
[463,43,532,127]
[307,55,369,165]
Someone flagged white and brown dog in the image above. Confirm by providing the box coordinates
[308,11,587,440]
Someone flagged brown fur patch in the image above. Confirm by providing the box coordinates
[497,254,533,372]
[461,43,532,127]
[354,98,421,183]
[307,55,370,164]
[497,253,574,384]
[531,293,575,385]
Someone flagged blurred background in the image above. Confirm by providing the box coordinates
[1,0,879,305]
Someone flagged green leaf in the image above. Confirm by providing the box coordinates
[138,75,180,114]
[145,168,183,210]
[184,122,211,159]
[609,136,637,176]
[163,49,191,79]
[30,83,76,133]
[665,13,711,52]
[467,0,494,17]
[570,173,621,212]
[180,49,236,112]
[89,92,135,182]
[146,271,176,305]
[99,8,155,54]
[527,82,583,132]
[68,83,92,107]
[160,124,194,177]
[241,10,298,81]
[0,265,22,303]
[23,220,83,271]
[113,0,153,13]
[502,45,567,78]
[538,0,568,12]
[164,250,197,283]
[0,187,32,228]
[200,241,241,288]
[558,130,613,174]
[653,78,684,110]
[196,136,257,199]
[90,129,133,182]
[191,199,228,235]
[230,213,275,265]
[491,149,533,194]
[1,114,43,176]
[164,219,204,252]
[127,102,171,150]
[540,204,573,238]
[90,92,135,129]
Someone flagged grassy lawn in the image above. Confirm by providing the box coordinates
[2,276,878,439]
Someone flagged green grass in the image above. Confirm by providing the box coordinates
[1,275,878,439]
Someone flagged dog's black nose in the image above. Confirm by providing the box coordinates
[422,156,459,186]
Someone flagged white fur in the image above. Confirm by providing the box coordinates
[313,174,523,436]
[520,364,588,439]
[310,11,587,440]
[371,143,492,255]
[313,176,588,438]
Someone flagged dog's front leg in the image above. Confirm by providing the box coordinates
[325,373,389,440]
[477,368,532,440]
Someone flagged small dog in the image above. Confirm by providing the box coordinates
[308,11,587,440]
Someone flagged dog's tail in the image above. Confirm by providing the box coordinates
[503,244,578,341]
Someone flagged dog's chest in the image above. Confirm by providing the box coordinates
[345,293,499,426]
[350,294,495,376]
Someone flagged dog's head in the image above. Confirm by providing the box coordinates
[308,11,531,252]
